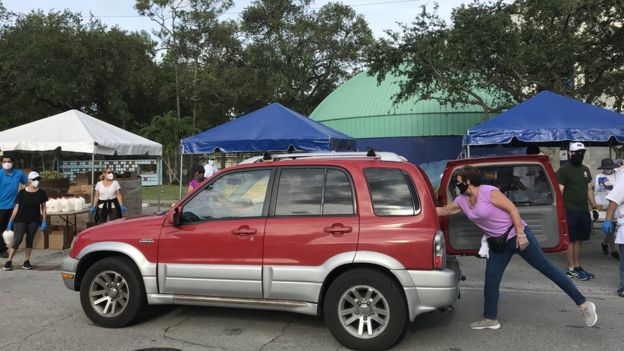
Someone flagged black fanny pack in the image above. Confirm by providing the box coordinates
[486,225,514,253]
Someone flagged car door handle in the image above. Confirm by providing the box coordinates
[231,226,257,236]
[324,224,352,234]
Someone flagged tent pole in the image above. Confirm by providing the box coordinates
[91,153,95,207]
[157,156,162,213]
[467,145,471,159]
[179,148,184,200]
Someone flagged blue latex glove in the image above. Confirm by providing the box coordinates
[120,205,128,212]
[89,207,97,215]
[7,220,14,231]
[40,220,47,232]
[602,220,614,236]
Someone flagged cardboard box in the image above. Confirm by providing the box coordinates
[48,230,65,250]
[33,232,46,249]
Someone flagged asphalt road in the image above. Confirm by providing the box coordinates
[0,235,622,351]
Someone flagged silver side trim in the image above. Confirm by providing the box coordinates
[143,277,158,294]
[146,294,318,316]
[76,241,157,278]
[159,263,262,298]
[353,251,406,270]
[265,252,355,301]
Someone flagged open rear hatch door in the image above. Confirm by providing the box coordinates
[438,155,568,255]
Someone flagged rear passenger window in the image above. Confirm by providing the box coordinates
[275,169,325,216]
[275,168,355,216]
[364,168,418,216]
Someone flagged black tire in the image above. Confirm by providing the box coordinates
[80,257,146,328]
[323,268,408,351]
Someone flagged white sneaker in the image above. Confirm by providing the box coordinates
[470,319,501,330]
[581,301,597,327]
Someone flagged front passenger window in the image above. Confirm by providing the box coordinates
[181,169,271,223]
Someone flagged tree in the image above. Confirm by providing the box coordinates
[140,112,198,184]
[240,0,373,114]
[366,0,624,119]
[0,10,161,130]
[176,0,240,129]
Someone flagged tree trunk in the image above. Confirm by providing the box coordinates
[174,61,182,120]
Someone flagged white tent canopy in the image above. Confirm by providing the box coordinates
[0,109,162,156]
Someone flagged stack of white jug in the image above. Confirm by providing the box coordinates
[46,197,86,213]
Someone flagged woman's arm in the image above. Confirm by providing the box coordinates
[93,189,100,207]
[436,201,462,217]
[490,190,524,235]
[116,189,124,207]
[8,204,19,222]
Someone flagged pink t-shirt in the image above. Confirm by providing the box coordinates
[454,185,526,238]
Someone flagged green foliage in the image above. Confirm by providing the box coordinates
[40,170,66,180]
[140,112,199,183]
[0,10,162,131]
[367,0,624,116]
[240,0,373,114]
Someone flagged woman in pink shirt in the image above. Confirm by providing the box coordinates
[187,165,206,193]
[436,166,597,330]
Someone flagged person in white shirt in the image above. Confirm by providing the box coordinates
[594,158,619,259]
[204,159,219,178]
[90,169,127,224]
[601,177,624,298]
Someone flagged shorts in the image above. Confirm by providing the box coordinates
[13,222,39,249]
[566,210,591,242]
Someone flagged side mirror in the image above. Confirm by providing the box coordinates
[167,207,180,226]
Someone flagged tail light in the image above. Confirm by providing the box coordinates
[433,230,446,269]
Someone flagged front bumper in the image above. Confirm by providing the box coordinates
[397,256,461,321]
[61,256,79,291]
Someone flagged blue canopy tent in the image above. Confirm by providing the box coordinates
[177,103,356,197]
[181,102,356,153]
[464,91,624,157]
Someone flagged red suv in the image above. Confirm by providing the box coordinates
[61,152,566,350]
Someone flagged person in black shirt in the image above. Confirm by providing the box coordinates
[3,171,48,271]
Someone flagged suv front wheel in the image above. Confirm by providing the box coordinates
[79,257,146,327]
[323,268,407,351]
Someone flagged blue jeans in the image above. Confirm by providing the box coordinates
[619,244,624,293]
[484,226,586,320]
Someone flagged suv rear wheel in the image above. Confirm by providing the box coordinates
[80,257,146,327]
[323,268,407,351]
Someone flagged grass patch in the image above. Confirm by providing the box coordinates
[142,184,183,201]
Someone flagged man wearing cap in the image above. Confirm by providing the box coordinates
[204,158,219,178]
[594,158,620,260]
[0,155,28,258]
[556,142,598,280]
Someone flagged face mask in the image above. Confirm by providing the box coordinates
[570,152,584,166]
[31,180,40,188]
[456,181,469,195]
[2,162,12,170]
[106,173,114,180]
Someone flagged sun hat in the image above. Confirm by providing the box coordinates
[569,142,586,152]
[598,158,617,170]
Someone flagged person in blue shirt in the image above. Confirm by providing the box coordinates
[0,155,28,258]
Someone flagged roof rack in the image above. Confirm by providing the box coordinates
[239,151,407,164]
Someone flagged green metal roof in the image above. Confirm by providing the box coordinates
[310,71,490,138]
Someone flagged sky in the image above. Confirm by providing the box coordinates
[2,0,480,38]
